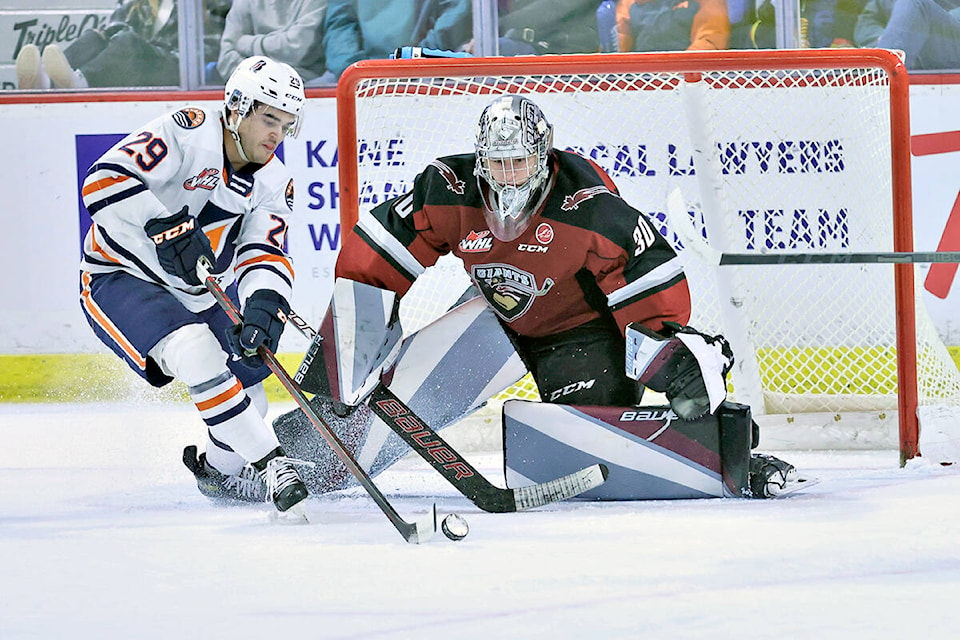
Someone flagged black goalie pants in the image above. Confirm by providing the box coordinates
[508,316,642,406]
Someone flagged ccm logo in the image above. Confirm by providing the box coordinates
[149,219,195,245]
[517,244,548,253]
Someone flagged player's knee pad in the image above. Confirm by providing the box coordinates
[149,323,229,387]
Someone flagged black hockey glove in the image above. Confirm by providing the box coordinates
[144,207,214,287]
[226,290,290,368]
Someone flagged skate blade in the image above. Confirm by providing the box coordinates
[269,502,310,525]
[771,475,821,498]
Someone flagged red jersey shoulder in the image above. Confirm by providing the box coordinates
[549,152,627,218]
[171,106,208,130]
[418,153,480,205]
[546,151,644,244]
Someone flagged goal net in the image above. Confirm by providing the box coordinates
[335,49,960,464]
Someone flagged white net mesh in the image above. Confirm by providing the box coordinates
[341,53,960,456]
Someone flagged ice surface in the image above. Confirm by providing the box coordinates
[1,402,959,639]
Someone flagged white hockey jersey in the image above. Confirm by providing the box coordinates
[80,105,295,313]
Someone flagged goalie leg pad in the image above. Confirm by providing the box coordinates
[503,399,754,499]
[277,297,527,494]
[295,278,402,406]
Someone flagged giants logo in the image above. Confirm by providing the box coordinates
[429,160,466,195]
[460,230,493,253]
[472,263,554,322]
[183,168,220,191]
[561,185,612,211]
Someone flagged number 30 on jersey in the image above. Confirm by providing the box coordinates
[633,214,657,256]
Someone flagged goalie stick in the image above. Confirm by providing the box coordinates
[197,260,436,544]
[666,189,960,266]
[283,306,609,512]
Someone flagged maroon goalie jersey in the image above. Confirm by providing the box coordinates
[336,150,691,338]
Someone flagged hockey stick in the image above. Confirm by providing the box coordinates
[197,260,436,544]
[666,188,960,266]
[284,307,609,512]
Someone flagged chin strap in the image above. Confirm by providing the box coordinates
[222,112,251,165]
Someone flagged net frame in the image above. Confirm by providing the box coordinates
[335,49,932,463]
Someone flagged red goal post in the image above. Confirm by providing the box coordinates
[336,49,960,465]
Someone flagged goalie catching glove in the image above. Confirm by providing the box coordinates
[626,321,734,420]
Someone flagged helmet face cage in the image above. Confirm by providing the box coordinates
[475,95,554,225]
[223,56,305,137]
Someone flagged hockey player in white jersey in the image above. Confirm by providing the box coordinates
[79,56,310,515]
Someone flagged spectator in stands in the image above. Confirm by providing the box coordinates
[616,0,730,51]
[493,0,599,55]
[742,0,865,50]
[15,0,230,90]
[855,0,960,70]
[323,0,472,78]
[216,0,329,87]
[204,0,234,76]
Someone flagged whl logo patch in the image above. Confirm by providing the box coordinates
[471,263,554,322]
[184,168,220,191]
[459,230,493,253]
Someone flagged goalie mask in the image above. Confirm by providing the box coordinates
[475,95,554,241]
[223,56,305,161]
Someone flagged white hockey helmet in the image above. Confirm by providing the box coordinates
[223,55,305,138]
[475,95,554,240]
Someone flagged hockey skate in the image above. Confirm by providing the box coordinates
[251,447,311,517]
[749,453,816,498]
[182,445,267,503]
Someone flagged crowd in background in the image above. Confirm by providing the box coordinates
[11,0,960,91]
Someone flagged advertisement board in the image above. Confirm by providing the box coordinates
[2,85,960,361]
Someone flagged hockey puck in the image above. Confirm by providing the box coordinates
[440,513,469,541]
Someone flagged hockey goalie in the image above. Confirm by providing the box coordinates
[216,94,806,504]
